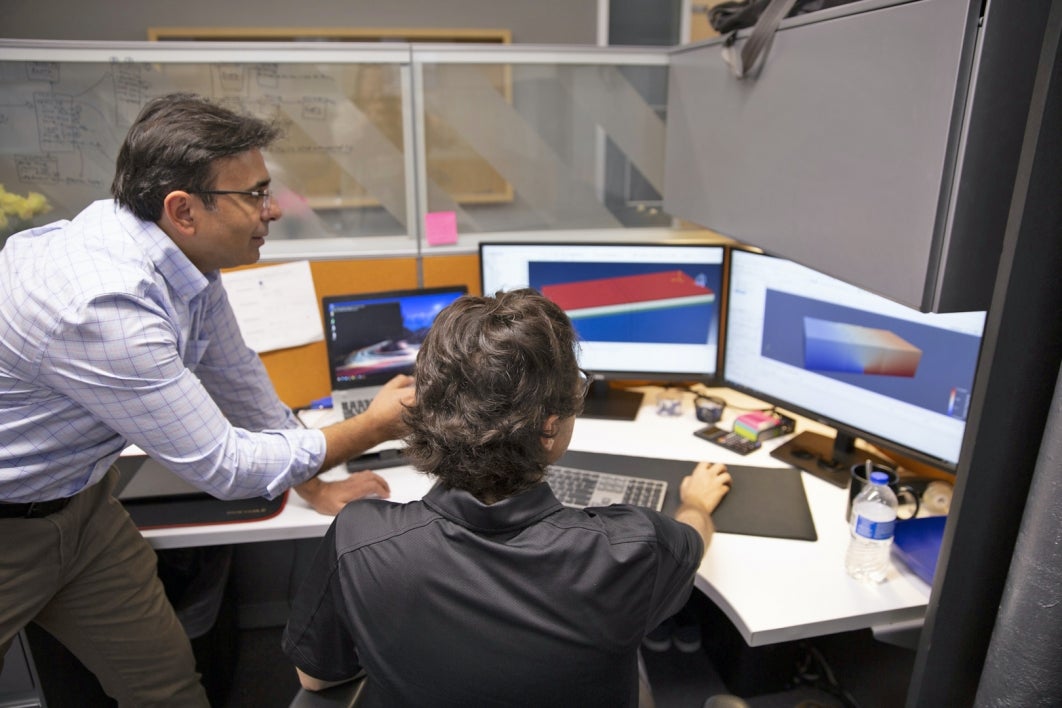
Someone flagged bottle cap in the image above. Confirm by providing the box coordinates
[869,471,889,484]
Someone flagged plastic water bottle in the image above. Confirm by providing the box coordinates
[845,469,898,583]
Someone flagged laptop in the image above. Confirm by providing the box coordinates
[323,285,468,419]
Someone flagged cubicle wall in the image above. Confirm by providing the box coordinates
[664,0,1043,313]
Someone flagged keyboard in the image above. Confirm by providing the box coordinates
[547,465,667,511]
[340,397,372,419]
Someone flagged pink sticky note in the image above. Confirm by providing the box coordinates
[424,211,458,246]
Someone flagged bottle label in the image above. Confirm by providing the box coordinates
[854,515,895,540]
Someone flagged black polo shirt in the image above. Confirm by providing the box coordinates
[283,481,703,708]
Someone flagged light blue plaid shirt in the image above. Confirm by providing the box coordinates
[0,200,325,503]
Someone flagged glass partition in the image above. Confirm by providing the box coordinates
[413,46,673,237]
[0,42,415,255]
[0,40,677,257]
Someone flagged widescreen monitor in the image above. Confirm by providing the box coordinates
[480,242,726,420]
[724,249,986,485]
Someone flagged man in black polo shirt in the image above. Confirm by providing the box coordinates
[283,289,731,707]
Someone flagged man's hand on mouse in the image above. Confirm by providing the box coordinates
[674,462,731,551]
[680,461,732,514]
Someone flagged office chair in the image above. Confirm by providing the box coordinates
[288,675,366,708]
[703,695,751,708]
[288,652,657,706]
[288,663,660,707]
[0,631,46,707]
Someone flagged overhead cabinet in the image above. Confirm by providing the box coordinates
[664,0,1046,312]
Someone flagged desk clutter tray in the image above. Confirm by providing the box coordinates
[555,450,816,541]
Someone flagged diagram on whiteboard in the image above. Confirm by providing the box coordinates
[0,58,412,239]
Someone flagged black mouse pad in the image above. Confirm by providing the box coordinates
[556,450,817,541]
[709,464,817,541]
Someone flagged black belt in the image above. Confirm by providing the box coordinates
[0,497,72,519]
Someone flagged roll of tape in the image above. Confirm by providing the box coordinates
[922,480,954,515]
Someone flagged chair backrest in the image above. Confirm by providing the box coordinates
[288,676,366,708]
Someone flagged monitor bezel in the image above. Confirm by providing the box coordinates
[477,240,728,386]
[322,284,469,392]
[722,247,981,474]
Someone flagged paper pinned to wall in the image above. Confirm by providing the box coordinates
[220,260,323,353]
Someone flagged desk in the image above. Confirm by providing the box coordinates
[141,386,931,648]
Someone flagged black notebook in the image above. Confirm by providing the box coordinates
[555,450,817,542]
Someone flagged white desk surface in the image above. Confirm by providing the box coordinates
[141,386,932,647]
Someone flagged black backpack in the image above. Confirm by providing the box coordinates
[708,0,857,34]
[706,0,859,78]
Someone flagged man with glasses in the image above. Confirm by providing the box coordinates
[284,290,732,707]
[0,93,411,706]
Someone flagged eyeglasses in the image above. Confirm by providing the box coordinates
[190,188,273,214]
[577,368,594,399]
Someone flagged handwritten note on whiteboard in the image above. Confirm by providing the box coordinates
[219,261,324,353]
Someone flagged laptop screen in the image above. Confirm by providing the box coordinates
[323,285,468,392]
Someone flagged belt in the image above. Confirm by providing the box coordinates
[0,497,72,519]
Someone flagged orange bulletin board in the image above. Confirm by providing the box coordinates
[228,253,480,408]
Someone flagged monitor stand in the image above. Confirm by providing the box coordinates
[770,430,893,489]
[579,381,644,421]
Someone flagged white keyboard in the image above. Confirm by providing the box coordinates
[547,465,667,511]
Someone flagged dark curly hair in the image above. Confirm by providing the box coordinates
[403,289,583,501]
[111,92,281,222]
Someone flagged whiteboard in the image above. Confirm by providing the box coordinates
[0,41,415,245]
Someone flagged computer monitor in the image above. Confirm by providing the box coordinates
[323,286,468,418]
[724,249,986,486]
[479,241,726,420]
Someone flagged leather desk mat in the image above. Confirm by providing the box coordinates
[556,450,817,541]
